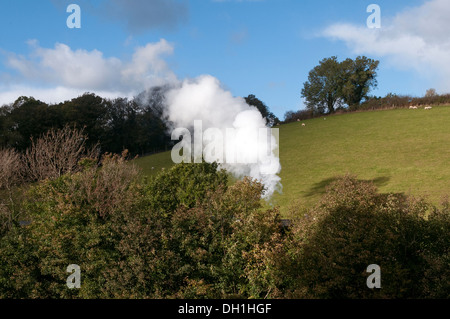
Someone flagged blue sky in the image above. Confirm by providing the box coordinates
[0,0,448,118]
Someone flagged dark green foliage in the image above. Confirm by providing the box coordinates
[301,56,344,114]
[301,56,379,114]
[0,160,282,299]
[0,152,142,298]
[58,93,109,146]
[102,86,172,155]
[249,176,449,299]
[340,56,379,108]
[283,109,315,123]
[0,96,60,150]
[146,162,229,215]
[361,92,450,111]
[0,90,171,156]
[0,144,448,299]
[244,94,280,126]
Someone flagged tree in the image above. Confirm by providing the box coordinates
[102,98,140,154]
[0,89,175,157]
[301,56,343,114]
[244,94,280,126]
[425,88,437,98]
[24,125,99,182]
[59,93,109,147]
[2,97,55,150]
[301,56,379,114]
[0,148,25,236]
[134,86,173,154]
[340,56,379,108]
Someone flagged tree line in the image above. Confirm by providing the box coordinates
[0,88,171,156]
[0,90,278,157]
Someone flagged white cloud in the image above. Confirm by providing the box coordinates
[121,40,178,88]
[229,28,249,45]
[322,0,450,92]
[1,39,178,105]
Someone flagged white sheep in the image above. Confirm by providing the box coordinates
[424,106,433,110]
[302,123,306,127]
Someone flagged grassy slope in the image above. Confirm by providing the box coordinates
[135,106,450,216]
[134,150,173,176]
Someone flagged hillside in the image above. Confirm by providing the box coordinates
[135,106,450,216]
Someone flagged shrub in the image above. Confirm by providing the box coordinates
[283,109,315,123]
[271,175,449,299]
[0,148,25,236]
[0,151,141,298]
[24,125,99,182]
[0,161,283,299]
[419,199,450,298]
[145,162,229,215]
[103,175,283,299]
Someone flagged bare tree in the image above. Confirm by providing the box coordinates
[0,148,24,190]
[24,125,100,182]
[425,88,438,98]
[0,148,25,234]
[67,150,141,217]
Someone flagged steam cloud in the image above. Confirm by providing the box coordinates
[1,39,282,198]
[163,75,282,198]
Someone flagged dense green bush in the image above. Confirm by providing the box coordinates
[247,175,449,299]
[0,159,282,298]
[0,152,142,298]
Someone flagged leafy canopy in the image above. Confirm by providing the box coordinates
[301,56,379,114]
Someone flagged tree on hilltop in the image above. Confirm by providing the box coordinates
[301,56,379,114]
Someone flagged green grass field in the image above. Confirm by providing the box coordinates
[134,150,174,175]
[135,106,450,216]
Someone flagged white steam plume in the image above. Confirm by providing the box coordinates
[164,75,282,198]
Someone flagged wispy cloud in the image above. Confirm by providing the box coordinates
[229,27,249,45]
[321,0,450,92]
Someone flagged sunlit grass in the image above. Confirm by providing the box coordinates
[270,106,450,215]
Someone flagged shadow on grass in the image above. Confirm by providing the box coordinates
[305,176,391,198]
